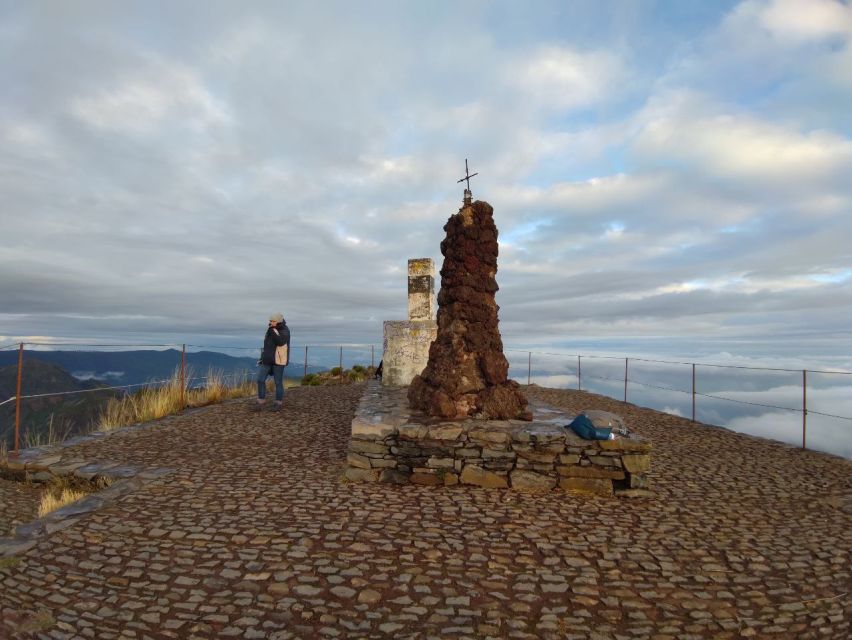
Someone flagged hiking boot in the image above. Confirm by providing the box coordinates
[272,402,284,411]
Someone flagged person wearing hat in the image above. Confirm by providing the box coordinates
[254,313,290,411]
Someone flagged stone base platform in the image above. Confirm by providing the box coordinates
[346,381,652,497]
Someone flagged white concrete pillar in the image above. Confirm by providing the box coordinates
[407,258,435,321]
[382,258,437,386]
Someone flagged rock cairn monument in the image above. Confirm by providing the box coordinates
[408,162,531,420]
[345,161,652,495]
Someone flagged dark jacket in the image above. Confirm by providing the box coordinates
[261,321,290,366]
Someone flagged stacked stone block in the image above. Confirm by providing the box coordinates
[382,258,438,386]
[347,382,652,497]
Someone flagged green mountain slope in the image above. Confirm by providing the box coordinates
[0,359,119,449]
[0,349,261,387]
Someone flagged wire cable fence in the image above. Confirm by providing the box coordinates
[4,340,850,456]
[1,341,383,455]
[505,349,852,454]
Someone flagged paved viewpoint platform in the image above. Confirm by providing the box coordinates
[1,384,850,639]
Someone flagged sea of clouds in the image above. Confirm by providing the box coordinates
[504,348,852,459]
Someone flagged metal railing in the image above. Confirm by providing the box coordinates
[1,341,382,456]
[3,340,850,457]
[506,349,852,452]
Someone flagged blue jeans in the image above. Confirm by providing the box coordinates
[257,364,285,402]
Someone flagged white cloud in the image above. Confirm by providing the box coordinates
[506,46,625,110]
[727,410,852,458]
[528,374,579,388]
[632,91,852,186]
[1,120,52,151]
[757,0,852,41]
[0,0,850,385]
[70,59,229,134]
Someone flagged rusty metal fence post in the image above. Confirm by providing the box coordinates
[339,346,343,380]
[13,342,23,456]
[802,369,807,449]
[371,345,375,369]
[304,346,308,378]
[692,363,696,423]
[577,355,581,390]
[624,358,629,403]
[180,344,186,409]
[527,352,531,386]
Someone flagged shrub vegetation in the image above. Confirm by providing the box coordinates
[97,367,262,431]
[299,365,376,386]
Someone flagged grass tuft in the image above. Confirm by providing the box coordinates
[96,367,257,432]
[38,488,88,518]
[37,475,112,518]
[23,414,73,449]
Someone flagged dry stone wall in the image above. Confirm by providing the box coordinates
[348,381,652,497]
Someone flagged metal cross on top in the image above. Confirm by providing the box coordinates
[457,158,478,190]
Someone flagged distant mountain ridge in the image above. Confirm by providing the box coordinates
[0,350,333,448]
[0,349,326,387]
[0,358,119,448]
[0,349,255,387]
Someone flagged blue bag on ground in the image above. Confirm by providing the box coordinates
[568,415,612,440]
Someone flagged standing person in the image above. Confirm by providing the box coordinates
[254,313,290,411]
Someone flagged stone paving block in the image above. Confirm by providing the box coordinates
[0,539,36,556]
[622,454,651,473]
[510,470,557,492]
[348,440,389,455]
[46,461,88,475]
[597,436,652,452]
[614,488,655,499]
[100,465,141,480]
[0,384,848,639]
[468,427,512,446]
[351,417,396,439]
[345,453,371,470]
[26,454,63,471]
[13,520,46,538]
[48,494,105,518]
[424,424,465,441]
[379,469,410,484]
[557,465,625,480]
[513,446,561,464]
[559,477,614,496]
[73,462,118,480]
[135,467,175,480]
[3,457,28,472]
[368,457,397,469]
[60,435,98,447]
[459,465,509,488]
[410,472,442,486]
[344,467,380,482]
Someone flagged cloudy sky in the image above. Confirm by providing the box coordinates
[1,0,851,361]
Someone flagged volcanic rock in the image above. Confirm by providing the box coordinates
[408,200,531,420]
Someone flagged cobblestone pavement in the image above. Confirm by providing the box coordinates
[0,479,41,537]
[1,384,849,639]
